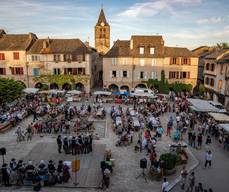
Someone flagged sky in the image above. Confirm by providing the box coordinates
[0,0,229,49]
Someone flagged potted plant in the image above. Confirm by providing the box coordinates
[160,153,177,175]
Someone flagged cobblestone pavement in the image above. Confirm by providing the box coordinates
[0,102,198,192]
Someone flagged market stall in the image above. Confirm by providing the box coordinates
[94,91,113,103]
[208,113,229,123]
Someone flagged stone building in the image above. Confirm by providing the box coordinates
[0,32,37,86]
[94,8,110,55]
[27,38,100,93]
[103,35,198,92]
[204,48,229,109]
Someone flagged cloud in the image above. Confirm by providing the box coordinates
[118,0,203,18]
[196,16,223,24]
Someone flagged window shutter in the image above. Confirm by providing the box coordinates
[120,70,123,78]
[127,71,129,78]
[116,71,119,78]
[145,72,147,79]
[3,68,6,75]
[21,68,24,75]
[110,71,112,78]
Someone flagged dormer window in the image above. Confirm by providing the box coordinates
[150,47,155,54]
[65,54,72,62]
[139,47,144,54]
[54,54,61,62]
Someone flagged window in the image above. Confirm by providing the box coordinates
[65,54,72,62]
[11,67,23,75]
[0,53,5,60]
[169,71,179,79]
[205,77,209,85]
[152,59,156,66]
[32,55,39,61]
[13,52,19,60]
[180,72,190,79]
[53,68,61,75]
[139,47,144,54]
[54,54,61,62]
[77,68,85,75]
[77,55,83,62]
[218,80,222,89]
[140,71,144,79]
[182,58,189,65]
[211,63,215,71]
[206,63,210,70]
[171,57,177,65]
[122,58,128,65]
[151,71,157,79]
[210,78,214,86]
[150,48,155,54]
[0,68,6,75]
[32,68,40,76]
[112,58,117,65]
[140,59,145,66]
[112,71,117,78]
[123,71,128,78]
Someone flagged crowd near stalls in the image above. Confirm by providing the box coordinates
[0,158,71,189]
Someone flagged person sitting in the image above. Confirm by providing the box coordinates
[57,160,63,183]
[62,162,70,183]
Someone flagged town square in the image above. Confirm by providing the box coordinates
[0,1,229,192]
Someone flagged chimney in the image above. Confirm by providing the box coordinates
[84,41,89,48]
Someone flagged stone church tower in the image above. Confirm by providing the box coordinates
[94,8,110,55]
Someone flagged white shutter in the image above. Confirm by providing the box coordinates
[116,71,119,78]
[144,72,147,79]
[110,71,112,78]
[127,71,129,78]
[120,70,123,78]
[138,72,140,79]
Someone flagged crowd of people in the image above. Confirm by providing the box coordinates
[1,158,71,189]
[56,134,93,155]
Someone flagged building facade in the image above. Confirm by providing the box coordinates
[103,35,198,92]
[27,38,100,93]
[204,49,229,109]
[0,32,37,87]
[94,8,110,55]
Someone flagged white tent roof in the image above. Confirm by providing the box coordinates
[23,88,39,94]
[188,99,220,112]
[218,124,229,133]
[67,90,82,95]
[130,92,157,98]
[94,91,112,96]
[208,113,229,122]
[39,89,65,94]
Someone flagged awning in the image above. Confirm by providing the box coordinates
[67,90,82,95]
[208,113,229,122]
[23,88,39,94]
[94,91,112,96]
[188,98,220,112]
[218,124,229,133]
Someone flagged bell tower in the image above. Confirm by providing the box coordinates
[94,8,110,55]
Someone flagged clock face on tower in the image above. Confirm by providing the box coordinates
[101,22,105,26]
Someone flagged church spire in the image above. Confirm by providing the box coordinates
[96,8,109,26]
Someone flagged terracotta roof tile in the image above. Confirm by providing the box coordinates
[0,33,37,51]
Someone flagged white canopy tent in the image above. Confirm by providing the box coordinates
[93,91,112,96]
[130,92,157,98]
[208,113,229,123]
[67,90,82,95]
[218,124,229,134]
[23,88,39,94]
[188,99,220,112]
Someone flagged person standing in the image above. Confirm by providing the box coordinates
[205,150,213,168]
[197,133,203,149]
[57,135,62,153]
[180,166,188,190]
[161,177,169,192]
[1,163,11,187]
[187,172,195,192]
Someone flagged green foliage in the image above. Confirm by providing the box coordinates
[198,84,205,95]
[40,83,49,90]
[33,75,89,88]
[0,78,24,104]
[147,78,192,94]
[161,70,165,83]
[160,153,177,170]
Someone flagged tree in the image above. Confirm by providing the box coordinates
[198,84,205,96]
[216,42,229,48]
[0,78,24,105]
